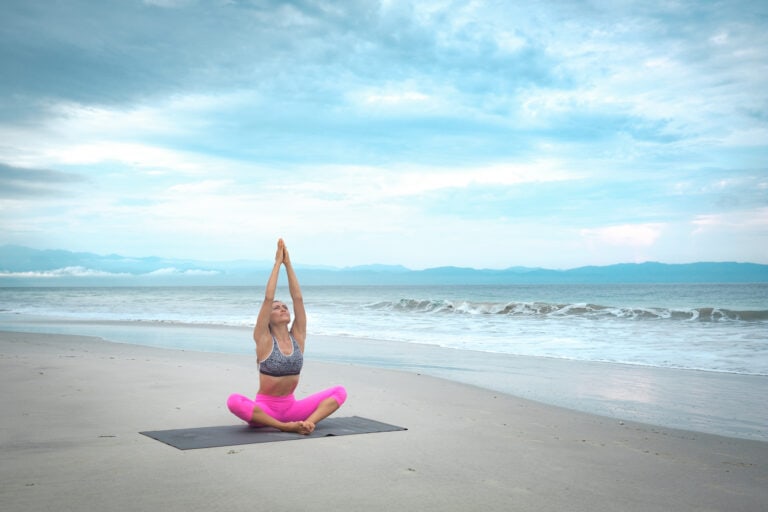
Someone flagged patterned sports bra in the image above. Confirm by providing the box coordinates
[258,334,303,377]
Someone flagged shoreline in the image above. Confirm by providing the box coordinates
[2,329,767,511]
[1,316,767,441]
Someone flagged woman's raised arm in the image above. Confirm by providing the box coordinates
[283,243,306,348]
[253,240,285,347]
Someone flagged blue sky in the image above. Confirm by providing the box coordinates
[1,0,766,270]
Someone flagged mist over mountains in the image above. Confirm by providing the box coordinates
[1,245,766,286]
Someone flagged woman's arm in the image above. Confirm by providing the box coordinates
[283,243,307,349]
[253,240,284,349]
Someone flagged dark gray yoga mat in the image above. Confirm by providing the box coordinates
[140,416,407,450]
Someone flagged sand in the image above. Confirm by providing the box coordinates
[1,330,766,512]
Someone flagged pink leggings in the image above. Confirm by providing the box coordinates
[227,386,347,425]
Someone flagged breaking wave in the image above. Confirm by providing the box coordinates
[367,298,768,322]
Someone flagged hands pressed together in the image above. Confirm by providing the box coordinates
[274,238,292,267]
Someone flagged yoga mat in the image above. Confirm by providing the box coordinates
[140,416,407,450]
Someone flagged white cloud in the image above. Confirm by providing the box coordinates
[167,180,234,194]
[43,141,199,171]
[380,160,580,196]
[148,268,220,276]
[580,224,664,249]
[0,267,129,278]
[347,82,441,115]
[494,31,527,54]
[51,102,180,137]
[0,94,249,170]
[363,91,430,106]
[692,208,768,235]
[291,160,581,203]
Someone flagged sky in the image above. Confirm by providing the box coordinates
[1,0,766,270]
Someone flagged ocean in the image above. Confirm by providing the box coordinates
[1,283,766,374]
[1,283,767,440]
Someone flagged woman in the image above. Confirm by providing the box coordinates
[227,239,346,435]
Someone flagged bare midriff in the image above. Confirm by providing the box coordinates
[258,373,300,396]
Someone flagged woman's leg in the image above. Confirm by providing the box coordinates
[227,393,312,434]
[249,404,313,434]
[287,386,347,428]
[226,394,257,423]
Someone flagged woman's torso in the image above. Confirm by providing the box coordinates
[257,334,303,396]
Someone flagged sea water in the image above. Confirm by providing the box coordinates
[1,284,767,440]
[1,283,765,375]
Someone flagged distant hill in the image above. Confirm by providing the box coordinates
[0,245,766,286]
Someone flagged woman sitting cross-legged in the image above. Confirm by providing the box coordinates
[226,238,346,435]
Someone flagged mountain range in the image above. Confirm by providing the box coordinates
[1,245,766,286]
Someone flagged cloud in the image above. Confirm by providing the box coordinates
[5,0,761,163]
[692,207,768,235]
[147,267,220,276]
[1,0,766,267]
[43,142,202,171]
[0,267,129,278]
[0,162,85,198]
[580,224,664,249]
[167,180,234,194]
[288,160,581,202]
[0,266,220,279]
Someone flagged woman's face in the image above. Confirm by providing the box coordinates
[270,301,291,324]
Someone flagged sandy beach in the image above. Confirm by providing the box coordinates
[2,330,767,512]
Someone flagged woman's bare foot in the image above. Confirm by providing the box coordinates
[281,421,314,435]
